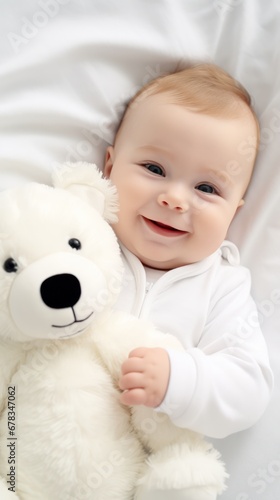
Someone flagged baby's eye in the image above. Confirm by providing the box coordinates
[195,183,218,194]
[144,163,165,176]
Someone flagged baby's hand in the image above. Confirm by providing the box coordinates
[119,347,170,407]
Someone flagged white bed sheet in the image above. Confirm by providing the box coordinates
[0,1,279,498]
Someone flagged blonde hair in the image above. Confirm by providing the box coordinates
[118,62,260,149]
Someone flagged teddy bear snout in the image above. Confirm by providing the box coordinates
[7,251,110,341]
[40,273,81,310]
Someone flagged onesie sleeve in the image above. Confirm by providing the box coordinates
[155,265,274,438]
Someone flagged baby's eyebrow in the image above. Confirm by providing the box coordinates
[203,167,235,187]
[136,145,172,157]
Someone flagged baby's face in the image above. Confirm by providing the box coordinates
[104,94,257,269]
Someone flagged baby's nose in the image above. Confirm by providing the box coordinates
[157,190,189,212]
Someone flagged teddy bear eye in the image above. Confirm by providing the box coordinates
[68,238,82,250]
[3,258,18,273]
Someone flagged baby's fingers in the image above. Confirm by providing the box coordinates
[119,372,144,391]
[121,356,144,376]
[120,388,147,406]
[128,347,149,358]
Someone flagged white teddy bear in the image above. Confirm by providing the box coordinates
[0,162,227,500]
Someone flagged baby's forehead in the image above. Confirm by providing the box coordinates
[116,94,187,144]
[117,93,257,148]
[120,90,256,132]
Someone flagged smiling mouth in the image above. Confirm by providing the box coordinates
[143,217,188,237]
[52,309,94,329]
[51,310,94,338]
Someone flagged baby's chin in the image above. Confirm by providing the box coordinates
[135,252,194,271]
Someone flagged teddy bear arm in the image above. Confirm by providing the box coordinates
[93,311,184,383]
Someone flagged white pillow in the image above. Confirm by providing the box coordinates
[0,1,279,498]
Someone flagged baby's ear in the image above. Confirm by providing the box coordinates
[52,162,118,223]
[104,146,114,178]
[235,199,245,215]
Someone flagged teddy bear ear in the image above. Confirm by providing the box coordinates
[52,162,119,223]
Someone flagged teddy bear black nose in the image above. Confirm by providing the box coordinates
[40,273,81,309]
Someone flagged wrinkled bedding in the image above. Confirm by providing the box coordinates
[0,1,279,498]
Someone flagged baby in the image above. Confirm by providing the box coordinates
[104,63,273,497]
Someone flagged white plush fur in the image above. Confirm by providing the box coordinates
[0,162,227,499]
